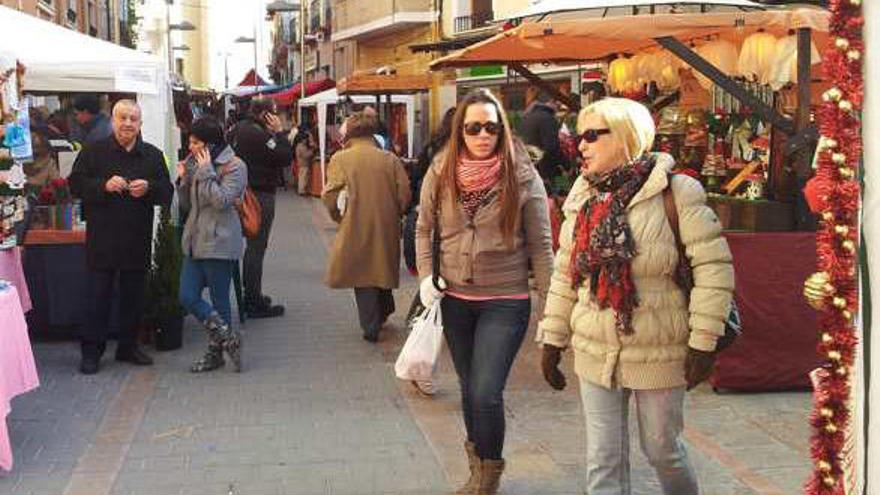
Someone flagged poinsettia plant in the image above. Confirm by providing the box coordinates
[37,178,71,205]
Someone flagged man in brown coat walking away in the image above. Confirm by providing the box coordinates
[322,111,411,342]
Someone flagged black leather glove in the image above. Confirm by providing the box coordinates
[684,347,716,390]
[541,344,566,390]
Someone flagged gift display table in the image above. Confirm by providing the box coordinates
[22,230,88,332]
[0,286,39,472]
[711,232,822,391]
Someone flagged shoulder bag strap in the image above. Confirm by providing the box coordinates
[431,189,442,292]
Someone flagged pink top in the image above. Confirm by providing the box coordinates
[0,286,39,472]
[447,291,530,301]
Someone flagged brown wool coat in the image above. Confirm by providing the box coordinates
[322,137,411,289]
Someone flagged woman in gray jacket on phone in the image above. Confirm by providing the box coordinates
[176,116,246,373]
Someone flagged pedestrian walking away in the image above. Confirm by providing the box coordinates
[322,110,411,343]
[68,99,174,375]
[537,97,735,495]
[176,116,246,373]
[416,88,554,494]
[229,97,293,319]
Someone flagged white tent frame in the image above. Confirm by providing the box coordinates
[298,87,416,193]
[0,6,174,161]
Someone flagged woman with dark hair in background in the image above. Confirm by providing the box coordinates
[176,116,246,373]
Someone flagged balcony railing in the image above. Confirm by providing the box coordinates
[454,11,494,34]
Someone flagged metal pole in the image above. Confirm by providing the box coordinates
[224,55,229,90]
[253,25,259,85]
[166,0,173,74]
[300,1,306,99]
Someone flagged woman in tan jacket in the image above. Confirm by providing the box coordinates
[538,98,734,495]
[416,89,553,494]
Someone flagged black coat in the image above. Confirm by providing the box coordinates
[229,118,293,191]
[519,102,563,180]
[69,136,173,271]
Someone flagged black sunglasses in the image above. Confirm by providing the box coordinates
[579,128,612,143]
[463,121,501,136]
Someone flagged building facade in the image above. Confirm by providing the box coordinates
[1,0,130,44]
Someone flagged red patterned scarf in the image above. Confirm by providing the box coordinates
[569,154,656,334]
[456,155,502,218]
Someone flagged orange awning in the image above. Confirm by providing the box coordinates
[431,8,830,69]
[336,73,431,95]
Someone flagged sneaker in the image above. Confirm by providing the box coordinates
[411,380,437,396]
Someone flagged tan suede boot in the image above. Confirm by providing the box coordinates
[477,458,505,494]
[455,441,480,494]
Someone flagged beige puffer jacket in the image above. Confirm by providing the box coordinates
[537,154,734,390]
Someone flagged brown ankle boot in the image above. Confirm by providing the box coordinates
[477,458,504,494]
[455,441,480,494]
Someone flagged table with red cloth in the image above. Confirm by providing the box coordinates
[0,285,39,472]
[0,247,32,313]
[710,232,822,391]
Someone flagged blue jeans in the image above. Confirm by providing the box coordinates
[579,379,698,495]
[441,295,530,460]
[179,257,235,326]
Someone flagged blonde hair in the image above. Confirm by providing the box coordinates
[577,98,655,162]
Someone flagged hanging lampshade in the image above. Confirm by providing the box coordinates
[637,51,666,86]
[608,56,633,93]
[737,31,778,84]
[656,51,682,91]
[767,34,822,90]
[692,40,739,90]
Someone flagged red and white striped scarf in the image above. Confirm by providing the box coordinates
[456,155,502,193]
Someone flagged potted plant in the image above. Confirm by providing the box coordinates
[144,205,185,351]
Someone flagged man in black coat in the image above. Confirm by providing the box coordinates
[69,99,173,374]
[228,98,292,318]
[518,86,564,189]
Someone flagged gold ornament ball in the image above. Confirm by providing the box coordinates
[825,422,839,433]
[820,407,834,418]
[828,350,842,361]
[822,212,834,222]
[837,366,849,376]
[832,297,847,309]
[821,333,833,344]
[842,240,856,253]
[839,167,855,179]
[832,152,847,164]
[847,50,861,61]
[818,460,833,472]
[834,225,849,236]
[835,38,850,50]
[825,138,838,150]
[839,100,854,112]
[842,310,853,321]
[850,0,861,5]
[827,87,843,101]
[824,476,837,487]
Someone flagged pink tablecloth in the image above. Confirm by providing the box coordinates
[0,248,31,313]
[0,286,39,471]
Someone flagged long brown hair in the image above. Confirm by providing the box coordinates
[438,89,520,247]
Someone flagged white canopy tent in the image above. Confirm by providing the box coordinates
[503,0,767,21]
[298,87,417,192]
[0,6,174,160]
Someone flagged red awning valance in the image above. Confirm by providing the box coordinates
[269,78,336,107]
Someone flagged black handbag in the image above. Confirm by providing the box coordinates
[405,207,442,326]
[663,181,741,352]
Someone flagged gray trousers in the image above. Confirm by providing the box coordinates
[580,379,698,495]
[353,287,395,338]
[243,189,276,305]
[297,164,311,195]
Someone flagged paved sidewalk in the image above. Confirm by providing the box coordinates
[0,191,813,495]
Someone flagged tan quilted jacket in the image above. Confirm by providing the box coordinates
[537,154,734,390]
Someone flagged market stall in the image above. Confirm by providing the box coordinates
[432,7,831,392]
[0,6,172,332]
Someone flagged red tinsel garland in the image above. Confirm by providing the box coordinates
[805,0,864,493]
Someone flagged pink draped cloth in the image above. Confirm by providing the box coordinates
[0,248,31,313]
[0,286,39,472]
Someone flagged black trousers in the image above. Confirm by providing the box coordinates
[243,190,277,305]
[81,269,146,360]
[353,287,395,338]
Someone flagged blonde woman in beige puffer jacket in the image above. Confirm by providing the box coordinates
[537,98,734,495]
